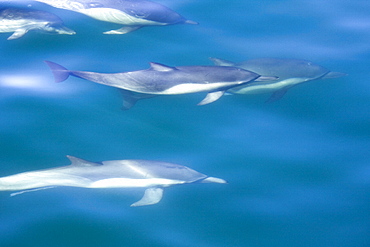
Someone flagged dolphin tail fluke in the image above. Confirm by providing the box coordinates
[44,61,70,83]
[131,187,164,207]
[197,90,225,106]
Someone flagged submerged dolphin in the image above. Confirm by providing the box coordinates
[45,61,276,107]
[210,58,346,102]
[0,156,226,206]
[33,0,198,34]
[0,7,75,40]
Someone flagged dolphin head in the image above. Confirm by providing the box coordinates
[29,9,76,35]
[237,58,335,81]
[43,23,76,35]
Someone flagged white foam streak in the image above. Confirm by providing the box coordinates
[0,73,78,95]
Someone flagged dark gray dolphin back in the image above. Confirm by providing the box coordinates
[177,65,259,84]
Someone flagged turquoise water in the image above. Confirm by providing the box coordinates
[0,0,369,246]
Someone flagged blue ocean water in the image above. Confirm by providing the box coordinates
[0,0,369,246]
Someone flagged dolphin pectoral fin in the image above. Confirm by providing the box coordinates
[8,29,28,40]
[265,87,289,103]
[322,71,347,79]
[209,57,235,66]
[44,61,70,83]
[197,91,225,106]
[119,89,157,110]
[131,187,164,207]
[120,90,140,110]
[103,26,141,34]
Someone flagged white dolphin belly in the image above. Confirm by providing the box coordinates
[161,82,237,94]
[89,178,183,188]
[231,78,306,94]
[78,8,165,25]
[0,171,91,190]
[0,20,47,32]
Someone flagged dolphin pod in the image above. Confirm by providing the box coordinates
[0,0,197,36]
[0,6,75,40]
[0,0,347,209]
[0,156,226,206]
[45,60,277,107]
[211,58,346,103]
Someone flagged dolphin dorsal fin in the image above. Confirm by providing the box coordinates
[66,155,100,167]
[149,62,176,72]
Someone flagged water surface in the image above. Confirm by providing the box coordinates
[0,1,369,246]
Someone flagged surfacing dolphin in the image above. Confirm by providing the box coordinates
[33,0,198,34]
[210,58,346,102]
[0,156,226,206]
[45,61,276,107]
[0,6,75,40]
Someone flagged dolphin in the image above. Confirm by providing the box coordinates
[210,58,346,102]
[0,7,75,40]
[0,156,226,206]
[45,61,276,107]
[32,0,198,34]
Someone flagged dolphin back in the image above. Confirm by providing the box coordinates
[101,160,207,182]
[36,0,196,25]
[0,7,60,22]
[100,0,194,24]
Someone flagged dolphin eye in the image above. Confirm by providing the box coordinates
[128,9,148,18]
[44,23,58,30]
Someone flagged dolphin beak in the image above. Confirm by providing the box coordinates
[58,27,76,35]
[184,20,199,25]
[202,177,228,184]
